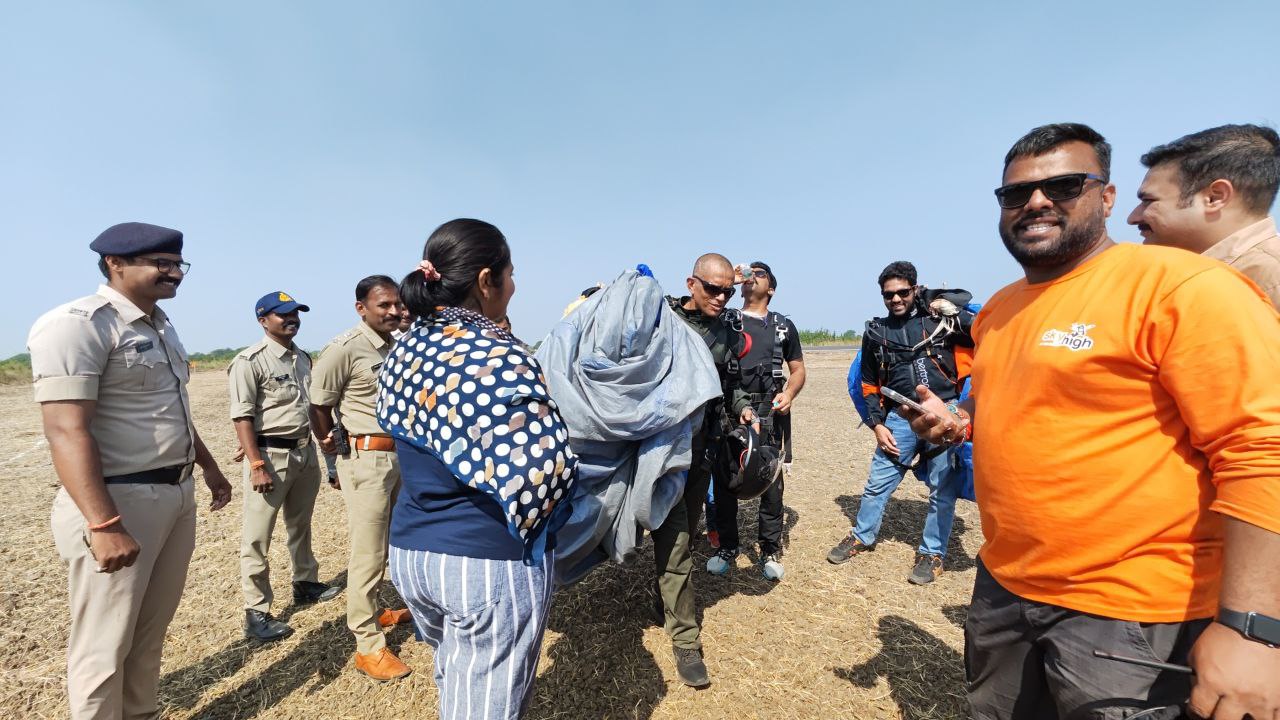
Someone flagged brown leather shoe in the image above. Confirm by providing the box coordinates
[377,608,412,628]
[353,647,411,681]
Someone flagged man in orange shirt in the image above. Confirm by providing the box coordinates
[905,123,1280,719]
[1128,123,1280,309]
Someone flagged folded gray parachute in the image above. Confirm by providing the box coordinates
[535,269,722,585]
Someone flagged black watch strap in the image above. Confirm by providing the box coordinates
[1217,607,1280,647]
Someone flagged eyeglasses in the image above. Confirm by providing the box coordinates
[994,173,1108,209]
[132,256,191,275]
[692,275,736,299]
[749,268,769,278]
[881,288,913,301]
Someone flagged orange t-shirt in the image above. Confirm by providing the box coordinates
[971,242,1280,622]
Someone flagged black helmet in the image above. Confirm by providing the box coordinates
[724,423,783,500]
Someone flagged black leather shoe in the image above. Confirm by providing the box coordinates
[292,580,341,604]
[244,609,293,641]
[673,646,710,687]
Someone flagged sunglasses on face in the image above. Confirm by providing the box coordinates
[692,275,736,299]
[881,288,914,301]
[994,173,1108,210]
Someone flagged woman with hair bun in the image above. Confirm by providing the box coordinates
[375,218,578,718]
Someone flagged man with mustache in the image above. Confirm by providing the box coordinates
[903,123,1280,719]
[1128,123,1280,310]
[309,275,414,681]
[28,222,233,719]
[228,292,340,642]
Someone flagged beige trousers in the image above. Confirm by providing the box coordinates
[51,478,196,720]
[240,444,322,612]
[338,448,400,654]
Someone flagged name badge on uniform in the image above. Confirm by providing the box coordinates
[273,373,292,382]
[135,340,154,353]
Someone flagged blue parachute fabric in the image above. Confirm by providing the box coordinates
[848,350,871,424]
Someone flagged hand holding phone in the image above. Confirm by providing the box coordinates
[879,386,932,416]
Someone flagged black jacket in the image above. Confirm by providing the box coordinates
[859,290,975,427]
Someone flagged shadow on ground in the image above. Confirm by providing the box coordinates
[833,614,967,720]
[834,494,976,571]
[528,500,799,720]
[160,572,421,719]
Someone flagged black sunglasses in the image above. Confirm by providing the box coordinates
[881,288,913,301]
[692,275,736,299]
[994,173,1107,209]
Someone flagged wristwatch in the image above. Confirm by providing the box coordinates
[1216,607,1280,648]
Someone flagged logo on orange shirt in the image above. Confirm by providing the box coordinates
[1039,323,1095,351]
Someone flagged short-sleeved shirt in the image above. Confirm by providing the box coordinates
[970,243,1280,623]
[1202,215,1280,310]
[309,322,391,436]
[227,336,312,439]
[737,310,802,394]
[28,285,195,477]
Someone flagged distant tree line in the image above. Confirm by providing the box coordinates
[797,329,860,345]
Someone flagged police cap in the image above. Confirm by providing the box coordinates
[89,222,184,257]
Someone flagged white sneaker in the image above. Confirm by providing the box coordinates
[706,548,737,576]
[761,553,785,581]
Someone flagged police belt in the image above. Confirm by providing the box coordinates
[103,463,192,485]
[256,434,308,450]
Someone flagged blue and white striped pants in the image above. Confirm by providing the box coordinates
[389,546,555,720]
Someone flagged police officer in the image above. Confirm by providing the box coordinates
[656,253,752,688]
[229,291,340,642]
[29,222,233,720]
[309,275,412,681]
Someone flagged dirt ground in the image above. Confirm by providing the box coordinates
[0,349,982,719]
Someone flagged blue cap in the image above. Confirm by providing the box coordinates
[89,222,183,256]
[255,291,310,318]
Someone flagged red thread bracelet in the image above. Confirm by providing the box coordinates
[88,515,121,532]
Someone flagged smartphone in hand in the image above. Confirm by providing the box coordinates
[879,386,934,416]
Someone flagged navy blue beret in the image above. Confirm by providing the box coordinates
[89,222,184,257]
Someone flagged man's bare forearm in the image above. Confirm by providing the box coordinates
[192,428,218,472]
[1220,517,1280,616]
[40,401,115,525]
[786,362,806,397]
[231,418,262,465]
[309,405,335,442]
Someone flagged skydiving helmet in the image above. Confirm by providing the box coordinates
[724,422,784,500]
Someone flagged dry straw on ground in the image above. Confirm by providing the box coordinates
[0,350,981,719]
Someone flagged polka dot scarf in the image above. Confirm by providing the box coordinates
[376,306,578,563]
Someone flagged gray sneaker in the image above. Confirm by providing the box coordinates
[826,532,873,564]
[673,646,710,687]
[908,554,943,585]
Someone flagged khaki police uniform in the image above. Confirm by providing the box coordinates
[310,321,400,655]
[228,337,322,613]
[30,285,197,720]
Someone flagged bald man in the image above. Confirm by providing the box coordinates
[650,253,751,688]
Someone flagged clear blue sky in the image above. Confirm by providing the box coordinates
[4,1,1278,357]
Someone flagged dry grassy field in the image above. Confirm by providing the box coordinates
[0,349,982,719]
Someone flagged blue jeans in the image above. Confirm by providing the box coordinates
[852,413,960,557]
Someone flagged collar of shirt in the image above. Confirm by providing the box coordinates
[355,320,390,350]
[1203,216,1278,265]
[263,335,295,359]
[96,284,167,326]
